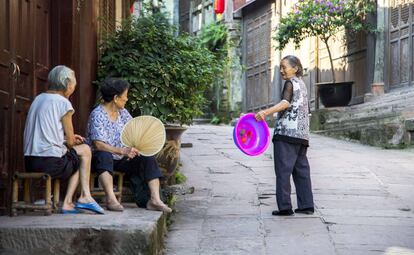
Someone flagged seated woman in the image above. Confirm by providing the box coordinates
[24,65,104,214]
[86,78,171,213]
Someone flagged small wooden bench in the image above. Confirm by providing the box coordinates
[90,171,125,202]
[11,172,60,216]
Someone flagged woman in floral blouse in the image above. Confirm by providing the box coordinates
[87,78,171,213]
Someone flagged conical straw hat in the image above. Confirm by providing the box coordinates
[121,116,166,157]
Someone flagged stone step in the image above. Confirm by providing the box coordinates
[312,88,414,147]
[0,205,167,255]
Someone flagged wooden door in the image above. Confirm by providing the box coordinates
[244,2,272,112]
[0,0,51,214]
[11,0,36,175]
[0,0,14,212]
[389,1,412,90]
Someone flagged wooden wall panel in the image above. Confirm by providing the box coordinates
[244,1,272,111]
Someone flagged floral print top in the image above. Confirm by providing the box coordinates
[274,76,309,146]
[87,104,132,159]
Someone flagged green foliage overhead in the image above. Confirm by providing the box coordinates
[274,0,376,82]
[275,0,376,49]
[97,12,221,125]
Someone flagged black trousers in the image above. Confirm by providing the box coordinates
[92,151,163,207]
[273,140,314,211]
[92,151,162,181]
[24,148,80,179]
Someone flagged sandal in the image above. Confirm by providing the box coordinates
[61,208,82,214]
[75,201,105,214]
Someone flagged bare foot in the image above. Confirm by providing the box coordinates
[147,200,172,213]
[77,196,97,204]
[62,202,75,211]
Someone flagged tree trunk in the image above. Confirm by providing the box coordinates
[323,38,336,83]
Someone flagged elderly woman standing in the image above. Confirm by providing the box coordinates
[24,65,104,214]
[87,77,171,213]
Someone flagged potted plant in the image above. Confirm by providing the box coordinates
[274,0,376,107]
[96,7,221,181]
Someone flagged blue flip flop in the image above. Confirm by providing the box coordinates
[75,202,105,214]
[62,208,82,214]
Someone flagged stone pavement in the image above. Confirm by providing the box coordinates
[0,204,166,255]
[165,124,414,255]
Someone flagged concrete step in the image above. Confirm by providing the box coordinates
[0,204,167,255]
[311,88,414,147]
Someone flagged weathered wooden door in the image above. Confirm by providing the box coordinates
[244,1,273,112]
[388,1,413,89]
[0,0,14,210]
[0,0,51,214]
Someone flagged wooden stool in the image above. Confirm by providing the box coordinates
[90,171,125,202]
[11,172,60,216]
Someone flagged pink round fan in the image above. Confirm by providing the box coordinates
[233,113,270,156]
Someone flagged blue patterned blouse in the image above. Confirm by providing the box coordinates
[87,104,132,159]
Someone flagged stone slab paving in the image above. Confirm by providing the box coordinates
[165,124,414,255]
[0,204,166,255]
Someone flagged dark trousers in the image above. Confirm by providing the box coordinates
[273,140,314,210]
[92,151,162,181]
[92,151,163,207]
[24,148,80,179]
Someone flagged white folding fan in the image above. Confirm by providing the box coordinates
[121,116,166,157]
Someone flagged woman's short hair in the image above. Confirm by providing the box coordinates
[47,65,75,91]
[100,78,130,102]
[282,55,304,77]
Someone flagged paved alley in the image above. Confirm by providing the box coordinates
[165,124,414,255]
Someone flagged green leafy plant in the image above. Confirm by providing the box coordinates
[274,0,376,82]
[198,22,232,121]
[97,11,221,125]
[199,22,228,56]
[174,171,187,184]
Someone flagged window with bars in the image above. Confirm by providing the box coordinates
[179,0,191,33]
[187,0,215,35]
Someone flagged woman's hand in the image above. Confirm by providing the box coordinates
[122,147,140,159]
[74,134,85,145]
[255,110,267,121]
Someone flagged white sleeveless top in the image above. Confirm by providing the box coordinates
[24,93,74,157]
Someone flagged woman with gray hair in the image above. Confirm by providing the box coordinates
[23,65,104,214]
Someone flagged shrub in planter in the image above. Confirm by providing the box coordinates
[97,12,221,125]
[97,9,222,183]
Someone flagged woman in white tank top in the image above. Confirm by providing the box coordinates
[23,65,104,215]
